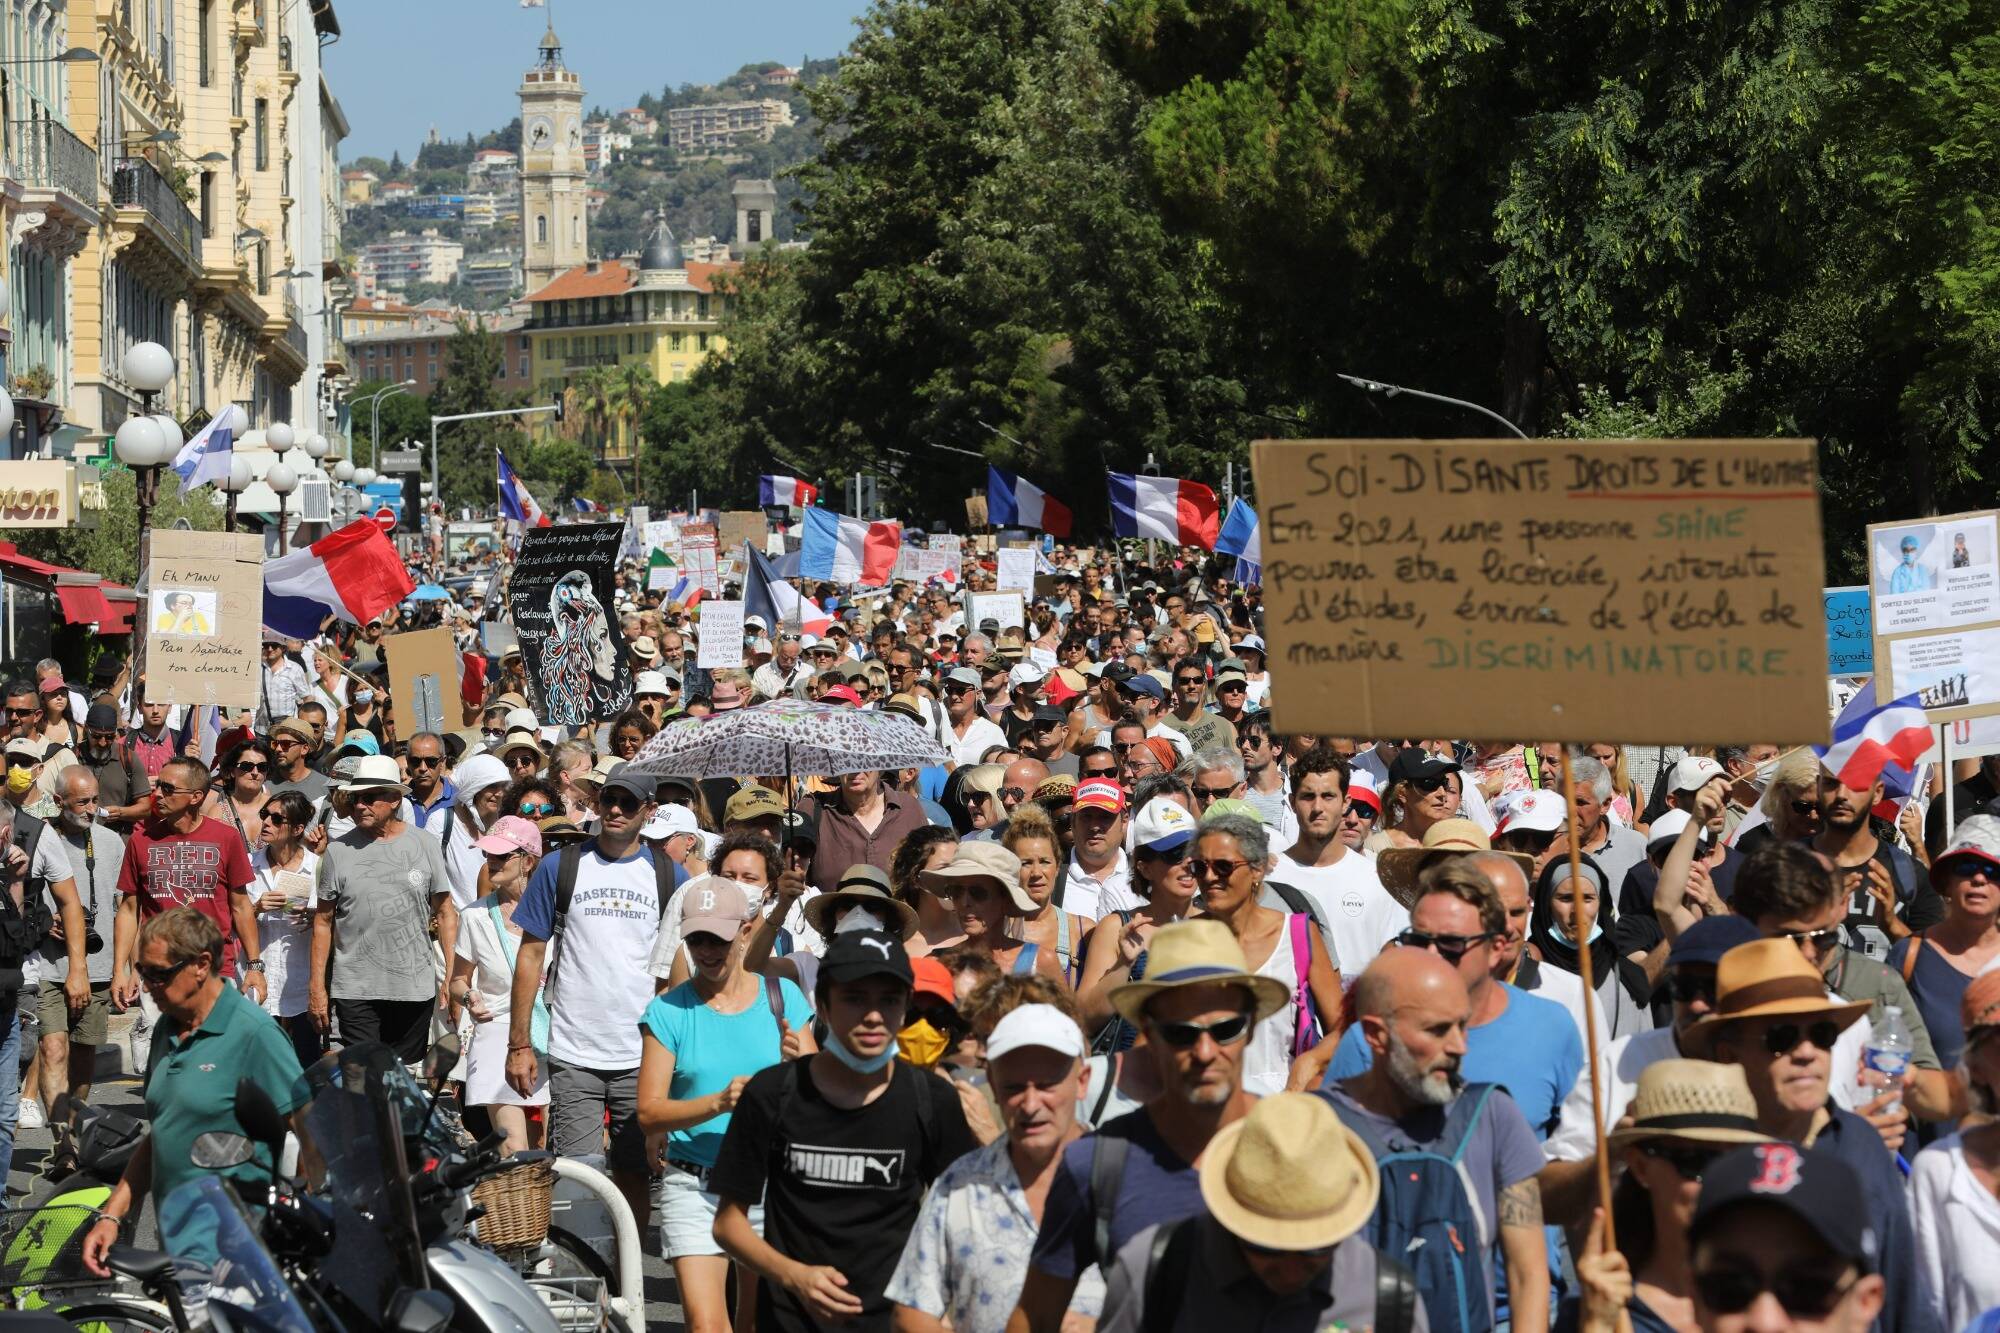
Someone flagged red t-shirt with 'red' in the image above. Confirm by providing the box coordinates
[117,817,255,973]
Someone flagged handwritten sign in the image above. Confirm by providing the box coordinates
[1250,439,1829,744]
[995,546,1036,595]
[1823,587,1872,677]
[643,519,678,555]
[1867,509,2000,723]
[384,627,462,736]
[508,523,633,726]
[145,530,263,709]
[697,601,746,669]
[677,522,719,597]
[718,510,768,560]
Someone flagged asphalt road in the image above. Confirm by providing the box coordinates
[5,1009,687,1330]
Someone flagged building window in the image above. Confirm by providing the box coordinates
[428,360,437,378]
[670,333,684,352]
[571,216,581,245]
[535,215,547,244]
[519,357,529,377]
[257,242,269,294]
[697,295,710,319]
[198,0,212,85]
[254,99,269,170]
[199,171,214,238]
[747,209,762,244]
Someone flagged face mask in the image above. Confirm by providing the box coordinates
[834,907,888,935]
[824,1027,899,1075]
[895,1018,950,1069]
[354,690,375,706]
[6,766,34,799]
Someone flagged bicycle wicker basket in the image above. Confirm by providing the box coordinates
[472,1159,555,1251]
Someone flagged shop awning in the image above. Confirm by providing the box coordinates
[55,584,112,626]
[0,541,128,632]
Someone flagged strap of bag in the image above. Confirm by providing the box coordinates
[1089,1051,1120,1126]
[1139,1218,1201,1333]
[766,972,787,1046]
[1290,912,1315,1056]
[1901,933,1925,984]
[1089,1132,1130,1270]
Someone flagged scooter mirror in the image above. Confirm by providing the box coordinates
[385,1287,453,1333]
[423,1032,462,1085]
[233,1078,288,1161]
[189,1132,256,1169]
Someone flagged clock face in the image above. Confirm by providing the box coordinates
[526,115,553,150]
[566,122,581,150]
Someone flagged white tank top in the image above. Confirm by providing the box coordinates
[1242,915,1303,1097]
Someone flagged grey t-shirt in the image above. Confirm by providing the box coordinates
[39,824,124,984]
[1583,823,1648,898]
[269,770,331,807]
[1100,1220,1429,1333]
[318,823,450,1003]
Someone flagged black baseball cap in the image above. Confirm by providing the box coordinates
[1030,705,1066,727]
[1389,748,1458,786]
[818,929,914,988]
[1100,662,1136,685]
[1691,1143,1876,1271]
[85,703,119,731]
[1668,916,1761,970]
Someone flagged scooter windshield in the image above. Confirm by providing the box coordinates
[297,1042,430,1317]
[157,1176,315,1333]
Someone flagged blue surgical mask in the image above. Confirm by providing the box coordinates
[823,1027,898,1074]
[354,690,375,706]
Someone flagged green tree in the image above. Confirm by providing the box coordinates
[14,468,223,587]
[430,321,527,512]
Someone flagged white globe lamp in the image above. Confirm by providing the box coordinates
[353,466,376,488]
[0,387,15,441]
[267,421,295,453]
[333,458,355,483]
[226,456,254,493]
[151,414,183,461]
[304,432,328,460]
[266,462,298,495]
[121,342,174,394]
[225,404,250,435]
[113,415,167,467]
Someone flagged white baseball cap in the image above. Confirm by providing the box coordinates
[1647,808,1706,849]
[642,803,701,841]
[985,1002,1086,1064]
[633,670,671,697]
[1007,662,1046,690]
[1132,797,1197,854]
[1345,769,1382,813]
[1496,788,1566,835]
[503,706,540,732]
[1672,755,1728,792]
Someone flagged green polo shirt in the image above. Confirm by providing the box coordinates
[144,982,308,1207]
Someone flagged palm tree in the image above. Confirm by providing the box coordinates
[574,366,616,465]
[614,361,657,503]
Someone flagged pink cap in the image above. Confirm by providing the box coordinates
[474,815,543,859]
[822,684,862,706]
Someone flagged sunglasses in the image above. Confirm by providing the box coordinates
[1762,1020,1842,1055]
[355,790,401,806]
[409,755,444,768]
[1395,928,1492,964]
[1150,1012,1252,1048]
[1000,787,1028,802]
[1190,858,1247,879]
[1406,771,1456,794]
[1669,975,1717,1005]
[1143,844,1190,866]
[152,781,202,796]
[1783,926,1842,954]
[1080,767,1118,781]
[235,761,269,773]
[137,956,198,986]
[1175,677,1205,688]
[260,810,290,825]
[518,802,557,816]
[1191,784,1236,803]
[1789,799,1821,816]
[600,791,646,812]
[1692,1267,1859,1318]
[1635,1141,1725,1180]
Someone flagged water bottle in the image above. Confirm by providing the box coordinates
[1863,1003,1914,1112]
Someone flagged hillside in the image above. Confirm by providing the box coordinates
[341,57,835,301]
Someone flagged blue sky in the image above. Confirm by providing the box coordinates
[329,0,862,161]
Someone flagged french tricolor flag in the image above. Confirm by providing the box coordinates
[1108,472,1219,549]
[987,466,1072,539]
[800,508,901,586]
[759,474,818,508]
[263,519,418,640]
[497,449,551,528]
[572,497,606,515]
[1817,686,1934,795]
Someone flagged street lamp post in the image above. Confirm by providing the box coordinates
[267,422,297,553]
[221,455,252,531]
[114,341,176,544]
[1335,373,1530,440]
[354,380,415,470]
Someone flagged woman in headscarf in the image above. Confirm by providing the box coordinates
[1533,852,1657,1040]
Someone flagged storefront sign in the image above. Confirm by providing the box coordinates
[0,461,79,527]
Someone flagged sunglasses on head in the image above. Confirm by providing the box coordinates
[1761,1020,1842,1055]
[1635,1141,1726,1180]
[1692,1266,1859,1319]
[1395,928,1491,964]
[1150,1012,1252,1048]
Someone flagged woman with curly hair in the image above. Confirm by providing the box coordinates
[892,824,963,955]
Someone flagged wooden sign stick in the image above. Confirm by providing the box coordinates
[1560,747,1616,1246]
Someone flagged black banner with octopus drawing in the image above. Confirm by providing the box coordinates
[508,522,634,726]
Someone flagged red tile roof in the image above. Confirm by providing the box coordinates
[525,256,742,302]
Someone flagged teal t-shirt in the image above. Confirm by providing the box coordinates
[639,976,812,1169]
[145,982,309,1206]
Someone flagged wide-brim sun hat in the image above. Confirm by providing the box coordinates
[336,753,409,796]
[1605,1058,1773,1150]
[802,866,920,937]
[1376,818,1534,910]
[1682,938,1872,1056]
[1199,1092,1379,1252]
[920,840,1036,914]
[1109,919,1290,1025]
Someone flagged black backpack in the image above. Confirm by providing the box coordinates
[545,839,678,990]
[1139,1216,1417,1333]
[0,812,53,980]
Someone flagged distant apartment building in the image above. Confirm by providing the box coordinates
[462,193,501,230]
[467,149,520,189]
[342,169,379,204]
[665,99,795,153]
[379,180,417,201]
[462,250,523,297]
[357,229,466,295]
[349,308,534,397]
[581,120,633,174]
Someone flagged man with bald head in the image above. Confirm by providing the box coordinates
[1324,945,1550,1333]
[1001,756,1051,817]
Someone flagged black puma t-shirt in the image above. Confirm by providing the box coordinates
[709,1056,976,1331]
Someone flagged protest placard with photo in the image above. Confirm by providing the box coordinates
[1868,507,2000,723]
[144,530,264,709]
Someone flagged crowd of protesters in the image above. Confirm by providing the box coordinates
[2,537,1998,1333]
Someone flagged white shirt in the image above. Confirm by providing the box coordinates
[248,847,321,1018]
[949,716,1009,768]
[1265,851,1406,979]
[438,810,489,910]
[1911,1134,2000,1331]
[543,849,664,1068]
[1064,849,1140,920]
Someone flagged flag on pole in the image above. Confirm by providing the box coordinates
[263,519,417,640]
[1817,682,1933,798]
[572,497,606,515]
[744,542,831,634]
[1107,472,1219,548]
[986,466,1073,539]
[1215,498,1262,582]
[799,508,901,585]
[758,475,818,508]
[169,414,234,491]
[497,449,551,528]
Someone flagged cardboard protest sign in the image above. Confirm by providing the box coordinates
[1823,587,1872,677]
[965,495,989,529]
[995,547,1036,595]
[507,522,634,726]
[678,522,720,596]
[966,592,1025,633]
[1867,508,2000,722]
[698,601,746,669]
[384,627,462,736]
[717,510,768,559]
[144,530,263,709]
[1250,439,1829,744]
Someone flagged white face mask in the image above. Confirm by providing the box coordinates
[834,906,888,935]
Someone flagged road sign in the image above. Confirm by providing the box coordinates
[379,453,421,474]
[374,507,396,533]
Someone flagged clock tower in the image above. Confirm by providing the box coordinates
[518,23,588,294]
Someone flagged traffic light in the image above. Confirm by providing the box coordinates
[551,397,565,424]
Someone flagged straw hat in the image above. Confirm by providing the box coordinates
[1109,919,1291,1025]
[921,841,1036,914]
[1198,1093,1379,1251]
[1682,938,1871,1056]
[1376,818,1534,910]
[802,865,919,938]
[1606,1060,1772,1150]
